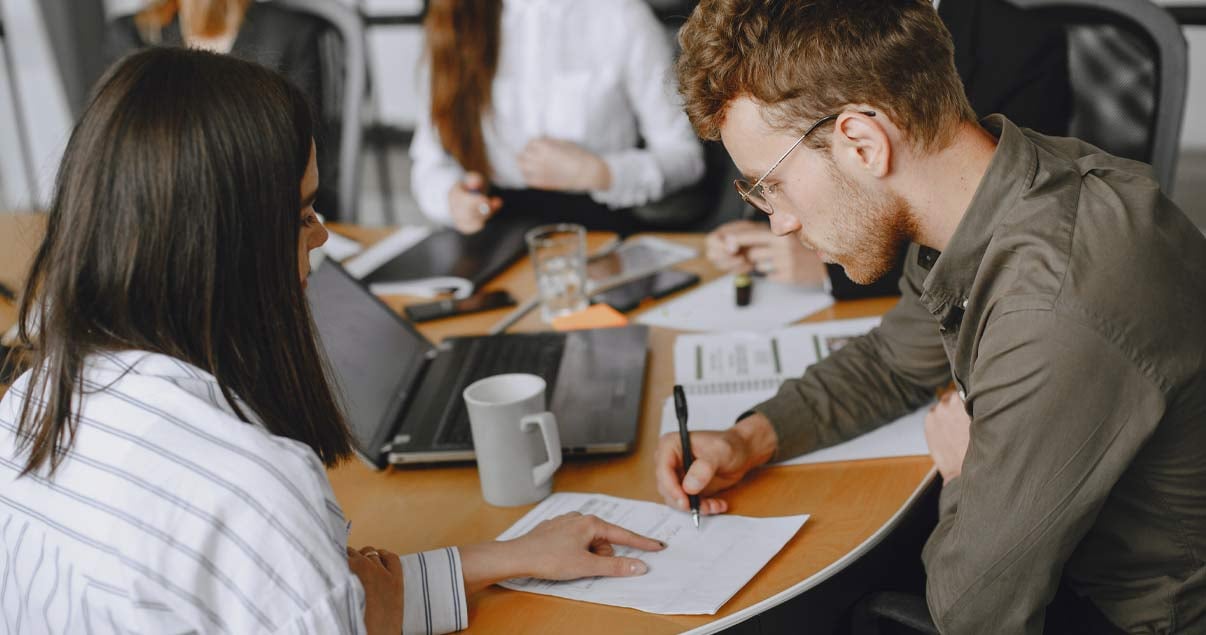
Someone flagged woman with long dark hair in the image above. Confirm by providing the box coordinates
[411,0,706,235]
[0,48,661,634]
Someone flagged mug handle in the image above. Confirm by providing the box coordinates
[521,412,562,487]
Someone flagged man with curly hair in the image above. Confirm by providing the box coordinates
[655,0,1206,632]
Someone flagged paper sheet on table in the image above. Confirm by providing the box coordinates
[495,493,808,615]
[636,274,834,332]
[659,397,930,465]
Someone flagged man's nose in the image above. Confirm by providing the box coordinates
[768,209,800,237]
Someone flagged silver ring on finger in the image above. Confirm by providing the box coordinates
[477,202,491,217]
[757,260,775,274]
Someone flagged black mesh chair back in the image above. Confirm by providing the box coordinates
[1013,0,1188,192]
[273,0,367,222]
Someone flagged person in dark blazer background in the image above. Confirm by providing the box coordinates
[105,0,344,219]
[706,0,1072,299]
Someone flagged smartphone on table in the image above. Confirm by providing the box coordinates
[404,290,517,323]
[590,269,700,313]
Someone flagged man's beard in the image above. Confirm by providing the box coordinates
[822,162,918,285]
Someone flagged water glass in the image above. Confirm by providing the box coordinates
[525,223,588,323]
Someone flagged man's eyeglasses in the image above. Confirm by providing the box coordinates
[734,110,876,216]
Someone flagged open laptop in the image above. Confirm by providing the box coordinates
[305,259,648,469]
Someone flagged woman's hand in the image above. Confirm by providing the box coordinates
[347,546,404,635]
[459,513,664,594]
[517,138,611,192]
[448,172,502,234]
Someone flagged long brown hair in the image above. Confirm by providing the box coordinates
[135,0,252,42]
[424,0,502,177]
[14,47,352,476]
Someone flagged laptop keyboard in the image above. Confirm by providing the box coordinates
[433,333,566,447]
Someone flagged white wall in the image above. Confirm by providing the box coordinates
[0,0,74,210]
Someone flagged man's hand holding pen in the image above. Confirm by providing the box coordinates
[654,410,780,518]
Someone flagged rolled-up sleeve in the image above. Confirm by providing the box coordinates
[922,309,1164,633]
[754,253,951,460]
[400,547,469,635]
[588,2,703,209]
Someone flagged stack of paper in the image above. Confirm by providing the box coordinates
[496,493,808,615]
[658,317,930,465]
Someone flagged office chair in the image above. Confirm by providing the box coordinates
[272,0,368,223]
[1011,0,1188,193]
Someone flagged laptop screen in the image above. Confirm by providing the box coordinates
[305,259,434,461]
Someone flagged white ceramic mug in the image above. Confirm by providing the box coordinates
[463,373,562,506]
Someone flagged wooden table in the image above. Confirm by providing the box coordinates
[0,217,934,631]
[328,225,935,634]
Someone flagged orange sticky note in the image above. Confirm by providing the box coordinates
[551,303,630,332]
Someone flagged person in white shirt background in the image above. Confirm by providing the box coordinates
[410,0,706,235]
[0,48,663,635]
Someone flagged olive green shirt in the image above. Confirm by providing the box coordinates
[755,115,1206,633]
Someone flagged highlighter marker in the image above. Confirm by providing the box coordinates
[734,272,752,306]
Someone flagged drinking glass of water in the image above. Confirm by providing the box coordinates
[525,223,588,323]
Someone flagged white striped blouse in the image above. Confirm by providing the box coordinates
[0,350,467,634]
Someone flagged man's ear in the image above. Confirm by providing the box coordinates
[832,111,890,178]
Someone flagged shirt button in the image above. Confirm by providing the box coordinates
[961,298,969,309]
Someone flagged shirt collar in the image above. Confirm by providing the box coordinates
[88,350,261,426]
[919,115,1037,315]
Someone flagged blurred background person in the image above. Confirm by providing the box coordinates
[105,0,345,219]
[411,0,705,236]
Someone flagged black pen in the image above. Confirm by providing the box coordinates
[673,385,701,529]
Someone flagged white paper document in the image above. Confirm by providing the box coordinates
[495,493,809,615]
[636,273,835,332]
[660,317,930,465]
